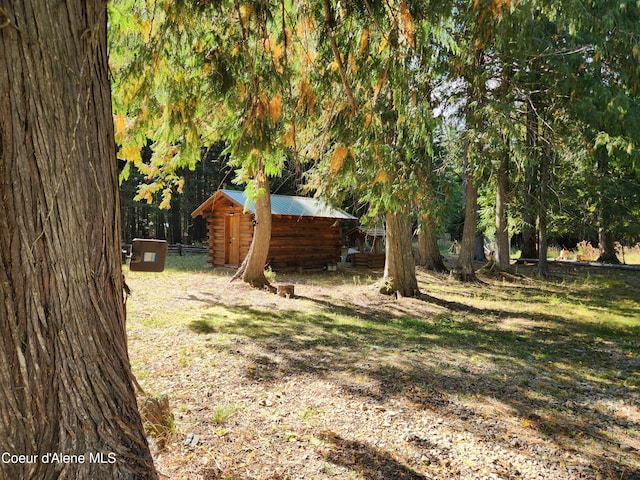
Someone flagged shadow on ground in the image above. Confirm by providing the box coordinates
[184,265,640,479]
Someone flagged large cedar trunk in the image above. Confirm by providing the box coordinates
[494,149,512,271]
[233,166,272,288]
[456,172,478,282]
[0,2,156,479]
[417,215,447,272]
[381,211,419,297]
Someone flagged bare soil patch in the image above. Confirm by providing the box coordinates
[125,258,640,479]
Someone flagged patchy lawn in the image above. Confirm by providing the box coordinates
[125,255,640,480]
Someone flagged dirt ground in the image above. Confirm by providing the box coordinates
[125,259,640,480]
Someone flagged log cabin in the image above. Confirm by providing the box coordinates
[191,189,357,271]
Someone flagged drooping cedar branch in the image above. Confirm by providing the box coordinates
[322,0,358,116]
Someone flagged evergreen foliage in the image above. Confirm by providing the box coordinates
[109,0,640,270]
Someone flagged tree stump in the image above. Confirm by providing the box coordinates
[277,284,295,298]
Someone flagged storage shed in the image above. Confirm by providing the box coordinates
[191,189,357,271]
[345,226,386,268]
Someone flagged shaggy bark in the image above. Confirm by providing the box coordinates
[473,233,487,262]
[417,215,447,272]
[494,149,512,271]
[381,211,419,297]
[597,228,620,264]
[231,166,273,288]
[456,169,478,282]
[0,2,156,478]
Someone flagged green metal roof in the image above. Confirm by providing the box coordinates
[192,189,357,220]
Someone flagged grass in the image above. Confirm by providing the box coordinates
[125,254,640,479]
[211,403,240,425]
[547,243,640,263]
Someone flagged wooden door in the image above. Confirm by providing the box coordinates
[225,215,240,265]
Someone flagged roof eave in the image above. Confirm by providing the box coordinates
[191,190,243,218]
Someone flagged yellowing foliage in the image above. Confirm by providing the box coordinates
[271,42,284,70]
[364,113,372,129]
[264,37,284,68]
[474,0,512,16]
[378,37,388,55]
[283,125,296,147]
[359,29,370,56]
[348,54,358,73]
[373,169,389,185]
[297,79,316,116]
[239,4,253,26]
[119,145,141,163]
[193,39,206,53]
[140,20,152,43]
[400,1,415,47]
[238,83,247,101]
[254,95,268,120]
[166,146,179,157]
[330,145,349,174]
[114,114,126,142]
[269,94,283,123]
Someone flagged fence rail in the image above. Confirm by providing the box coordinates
[122,243,208,258]
[167,244,209,255]
[516,258,640,271]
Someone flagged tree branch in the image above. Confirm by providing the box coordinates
[322,0,357,116]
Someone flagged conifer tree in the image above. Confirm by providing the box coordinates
[110,0,305,287]
[304,0,457,296]
[1,1,156,477]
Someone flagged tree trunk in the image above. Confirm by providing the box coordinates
[537,123,551,278]
[414,149,446,273]
[597,227,620,264]
[232,164,273,288]
[494,148,512,271]
[0,2,157,479]
[595,146,621,264]
[521,100,539,259]
[456,168,478,282]
[170,194,182,244]
[381,211,419,297]
[474,233,487,262]
[417,215,447,272]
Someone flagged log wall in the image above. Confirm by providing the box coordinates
[205,204,252,266]
[203,204,343,270]
[267,216,342,271]
[352,252,386,268]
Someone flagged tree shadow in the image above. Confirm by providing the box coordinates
[188,318,217,334]
[319,431,427,480]
[183,267,640,478]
